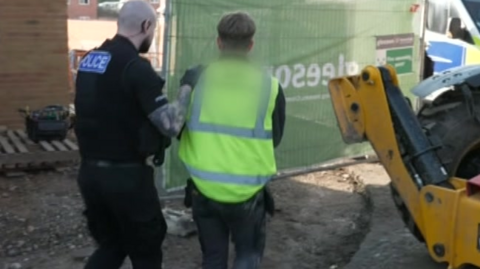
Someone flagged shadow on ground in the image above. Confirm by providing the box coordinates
[344,164,479,269]
[0,167,371,269]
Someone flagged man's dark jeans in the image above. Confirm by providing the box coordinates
[192,188,267,269]
[77,161,167,269]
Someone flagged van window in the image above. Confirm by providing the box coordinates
[463,0,480,32]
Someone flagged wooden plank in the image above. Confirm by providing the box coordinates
[3,164,15,169]
[0,151,80,166]
[6,130,28,153]
[0,136,15,154]
[63,139,79,151]
[69,104,75,115]
[51,141,68,151]
[15,129,34,145]
[39,141,55,152]
[5,171,26,178]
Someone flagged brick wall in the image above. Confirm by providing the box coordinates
[68,0,98,20]
[0,0,71,128]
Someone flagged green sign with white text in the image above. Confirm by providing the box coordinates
[376,33,415,75]
[387,48,413,74]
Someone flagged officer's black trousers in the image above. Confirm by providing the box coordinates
[77,162,167,269]
[192,189,267,269]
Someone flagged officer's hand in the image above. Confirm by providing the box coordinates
[180,65,204,89]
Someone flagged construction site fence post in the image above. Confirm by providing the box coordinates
[154,0,173,196]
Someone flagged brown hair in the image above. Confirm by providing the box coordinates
[217,11,256,50]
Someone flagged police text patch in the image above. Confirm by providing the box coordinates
[78,50,112,74]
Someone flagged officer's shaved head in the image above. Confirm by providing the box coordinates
[117,0,158,53]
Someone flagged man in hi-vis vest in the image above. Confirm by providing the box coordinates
[178,11,286,269]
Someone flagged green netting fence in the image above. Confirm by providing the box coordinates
[159,0,422,191]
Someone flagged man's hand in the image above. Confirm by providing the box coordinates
[180,65,204,89]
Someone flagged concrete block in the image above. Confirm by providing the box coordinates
[162,208,196,237]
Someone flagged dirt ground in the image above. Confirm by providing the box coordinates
[343,164,479,269]
[0,166,371,269]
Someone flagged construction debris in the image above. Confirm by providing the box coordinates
[0,128,79,172]
[162,208,196,237]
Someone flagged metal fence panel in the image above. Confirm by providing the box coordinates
[160,0,422,190]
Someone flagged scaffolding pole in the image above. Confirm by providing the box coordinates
[161,0,172,79]
[155,0,173,196]
[419,0,429,81]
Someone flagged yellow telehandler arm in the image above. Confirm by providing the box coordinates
[328,65,480,269]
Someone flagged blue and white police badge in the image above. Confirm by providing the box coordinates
[78,50,112,74]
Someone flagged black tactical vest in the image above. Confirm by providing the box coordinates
[74,35,170,163]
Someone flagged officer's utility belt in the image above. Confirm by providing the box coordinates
[82,159,147,168]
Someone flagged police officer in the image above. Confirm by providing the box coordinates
[178,11,286,269]
[74,1,200,268]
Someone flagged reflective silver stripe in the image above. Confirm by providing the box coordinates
[187,74,273,139]
[185,164,273,185]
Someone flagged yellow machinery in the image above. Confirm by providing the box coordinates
[328,65,480,269]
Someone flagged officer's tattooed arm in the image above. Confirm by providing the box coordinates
[148,85,192,137]
[131,60,201,138]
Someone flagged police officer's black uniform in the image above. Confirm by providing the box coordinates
[74,34,170,269]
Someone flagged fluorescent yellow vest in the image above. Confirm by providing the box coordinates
[178,59,279,203]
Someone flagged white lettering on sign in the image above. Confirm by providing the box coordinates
[306,64,320,87]
[275,65,292,88]
[265,54,359,89]
[291,64,306,88]
[322,63,335,86]
[78,50,112,74]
